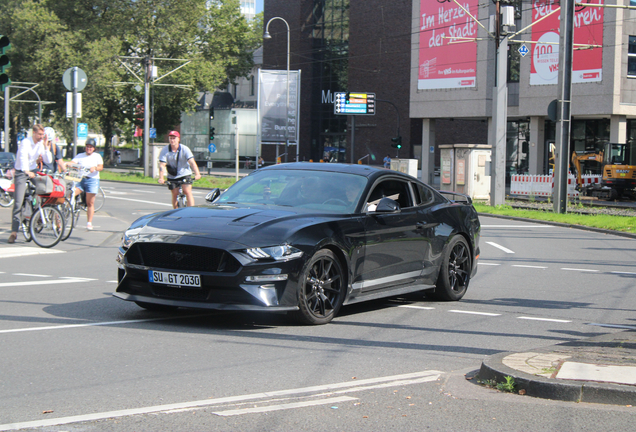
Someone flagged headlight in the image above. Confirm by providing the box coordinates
[121,230,139,249]
[246,245,303,261]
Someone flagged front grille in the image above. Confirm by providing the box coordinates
[126,243,241,273]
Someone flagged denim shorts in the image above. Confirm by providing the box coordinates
[77,177,100,194]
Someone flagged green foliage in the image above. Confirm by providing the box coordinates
[0,0,261,154]
[496,376,516,393]
[473,203,636,234]
[100,170,237,190]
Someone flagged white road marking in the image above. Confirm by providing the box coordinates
[105,195,172,207]
[0,277,96,288]
[0,317,170,334]
[512,265,547,269]
[589,323,636,330]
[213,396,357,416]
[478,262,501,266]
[0,247,64,259]
[481,225,555,228]
[485,242,515,254]
[132,189,156,194]
[0,370,442,431]
[517,317,571,323]
[399,305,435,310]
[12,273,51,277]
[449,310,501,317]
[561,268,600,272]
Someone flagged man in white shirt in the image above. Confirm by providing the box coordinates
[67,138,103,230]
[8,124,53,244]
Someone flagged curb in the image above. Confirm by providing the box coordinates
[478,212,636,240]
[479,352,636,405]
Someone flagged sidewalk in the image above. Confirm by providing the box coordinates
[479,330,636,405]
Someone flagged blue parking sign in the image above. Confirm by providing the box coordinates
[149,128,156,139]
[78,123,88,138]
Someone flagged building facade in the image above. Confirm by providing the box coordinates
[263,0,636,181]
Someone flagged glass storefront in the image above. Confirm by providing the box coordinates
[310,0,350,161]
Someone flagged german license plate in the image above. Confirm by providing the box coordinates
[149,271,201,287]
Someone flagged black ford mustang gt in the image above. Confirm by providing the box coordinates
[114,162,480,324]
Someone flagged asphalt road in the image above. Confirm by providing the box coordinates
[1,181,635,431]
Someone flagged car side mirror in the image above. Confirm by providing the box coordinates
[375,197,400,213]
[205,188,220,202]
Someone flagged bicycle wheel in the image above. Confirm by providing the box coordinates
[21,201,33,242]
[0,189,13,207]
[59,198,75,241]
[177,194,187,208]
[30,206,65,248]
[94,187,105,212]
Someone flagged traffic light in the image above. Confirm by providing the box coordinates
[209,127,215,141]
[390,136,402,149]
[0,35,10,92]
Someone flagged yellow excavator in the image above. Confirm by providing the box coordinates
[571,142,636,200]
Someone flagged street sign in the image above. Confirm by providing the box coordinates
[66,92,82,118]
[149,128,156,139]
[208,143,217,153]
[63,67,87,92]
[518,44,529,57]
[77,123,88,138]
[334,92,376,115]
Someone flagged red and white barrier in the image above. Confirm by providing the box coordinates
[510,174,601,198]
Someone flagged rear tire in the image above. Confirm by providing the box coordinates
[30,206,64,248]
[432,236,471,301]
[293,249,345,325]
[94,187,105,212]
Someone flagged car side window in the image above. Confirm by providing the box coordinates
[413,183,434,206]
[366,179,412,211]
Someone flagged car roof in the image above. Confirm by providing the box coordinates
[261,162,415,181]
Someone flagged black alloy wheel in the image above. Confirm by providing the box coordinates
[433,235,471,301]
[295,249,345,325]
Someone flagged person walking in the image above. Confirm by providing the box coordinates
[67,138,103,230]
[158,131,201,208]
[7,124,53,244]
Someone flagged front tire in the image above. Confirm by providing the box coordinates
[433,235,471,301]
[30,206,65,248]
[0,190,13,207]
[294,249,345,325]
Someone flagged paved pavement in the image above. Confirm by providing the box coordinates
[3,166,636,406]
[479,330,636,405]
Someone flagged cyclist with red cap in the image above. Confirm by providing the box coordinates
[158,130,201,208]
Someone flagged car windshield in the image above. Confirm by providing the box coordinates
[0,153,14,163]
[217,169,367,214]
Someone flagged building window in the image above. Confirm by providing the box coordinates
[250,76,255,96]
[629,36,636,78]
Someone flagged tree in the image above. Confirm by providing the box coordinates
[0,0,261,160]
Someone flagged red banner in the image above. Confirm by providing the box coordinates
[530,0,604,85]
[418,0,478,90]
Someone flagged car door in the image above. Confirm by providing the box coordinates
[357,178,430,293]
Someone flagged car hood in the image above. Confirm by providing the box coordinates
[129,204,331,246]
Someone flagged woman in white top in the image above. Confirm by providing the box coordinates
[8,124,53,244]
[66,138,103,230]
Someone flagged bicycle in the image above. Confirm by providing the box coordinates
[166,176,194,208]
[57,166,105,240]
[16,172,65,248]
[0,168,14,208]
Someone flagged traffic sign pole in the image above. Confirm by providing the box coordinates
[73,67,78,156]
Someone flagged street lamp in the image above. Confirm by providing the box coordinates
[263,16,290,162]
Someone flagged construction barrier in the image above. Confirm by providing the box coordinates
[510,174,601,198]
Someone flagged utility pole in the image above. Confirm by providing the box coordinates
[143,56,151,176]
[490,1,512,207]
[553,0,575,213]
